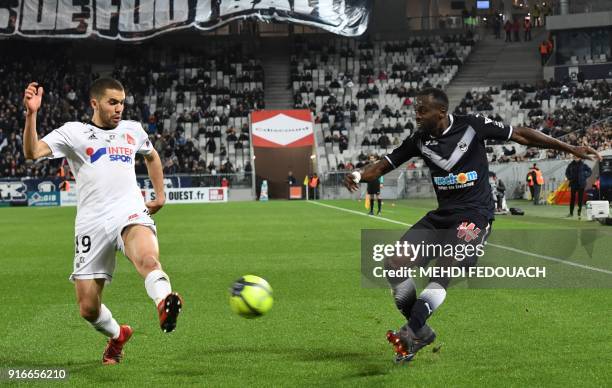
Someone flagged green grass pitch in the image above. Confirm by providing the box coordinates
[0,199,610,386]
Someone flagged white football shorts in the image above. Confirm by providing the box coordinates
[69,209,157,284]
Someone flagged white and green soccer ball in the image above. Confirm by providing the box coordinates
[230,275,273,318]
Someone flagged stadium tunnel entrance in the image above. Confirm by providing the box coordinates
[251,110,316,199]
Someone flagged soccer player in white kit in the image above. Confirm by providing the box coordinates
[22,78,184,365]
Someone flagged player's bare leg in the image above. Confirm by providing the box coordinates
[75,279,132,364]
[122,224,183,333]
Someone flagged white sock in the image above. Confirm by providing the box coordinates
[144,269,172,305]
[91,304,121,339]
[418,282,447,312]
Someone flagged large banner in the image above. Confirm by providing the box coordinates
[27,191,61,207]
[145,187,228,203]
[0,0,370,40]
[251,110,314,148]
[60,190,78,206]
[0,180,28,205]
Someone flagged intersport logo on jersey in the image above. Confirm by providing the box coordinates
[86,146,134,164]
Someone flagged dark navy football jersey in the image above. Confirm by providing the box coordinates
[385,114,513,219]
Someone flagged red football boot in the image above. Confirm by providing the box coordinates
[386,330,415,364]
[102,325,133,365]
[157,292,183,333]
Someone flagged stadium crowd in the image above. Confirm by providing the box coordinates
[2,39,610,180]
[0,42,261,180]
[322,78,610,171]
[292,34,473,114]
[0,43,95,178]
[454,79,611,163]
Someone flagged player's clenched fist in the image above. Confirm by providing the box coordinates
[145,197,166,215]
[23,82,44,114]
[344,171,360,192]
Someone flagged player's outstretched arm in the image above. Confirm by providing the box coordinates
[344,158,393,193]
[22,82,52,160]
[143,149,166,214]
[510,126,601,161]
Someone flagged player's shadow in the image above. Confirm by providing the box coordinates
[179,346,390,379]
[200,346,375,362]
[347,366,390,378]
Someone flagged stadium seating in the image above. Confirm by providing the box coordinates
[289,34,476,172]
[0,42,95,178]
[2,38,609,180]
[0,41,263,179]
[113,43,264,176]
[454,80,612,163]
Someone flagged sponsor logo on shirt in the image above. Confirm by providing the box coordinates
[124,133,136,145]
[86,146,134,164]
[433,171,478,190]
[456,222,482,242]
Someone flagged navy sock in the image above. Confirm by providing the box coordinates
[408,298,431,333]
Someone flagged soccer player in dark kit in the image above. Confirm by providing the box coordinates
[344,88,601,363]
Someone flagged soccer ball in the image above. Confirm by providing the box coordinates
[230,275,273,318]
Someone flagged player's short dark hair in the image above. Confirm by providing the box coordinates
[89,78,124,100]
[417,87,449,111]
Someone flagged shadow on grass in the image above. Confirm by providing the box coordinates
[197,346,375,362]
[162,346,393,381]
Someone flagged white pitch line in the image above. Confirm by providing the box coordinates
[309,201,612,276]
[486,243,612,275]
[309,201,413,227]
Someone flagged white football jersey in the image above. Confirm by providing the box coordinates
[42,120,154,230]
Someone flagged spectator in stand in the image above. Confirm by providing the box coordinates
[512,17,521,42]
[539,41,549,66]
[523,17,532,42]
[378,134,390,148]
[532,4,541,27]
[545,37,554,59]
[504,20,513,42]
[493,14,501,39]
